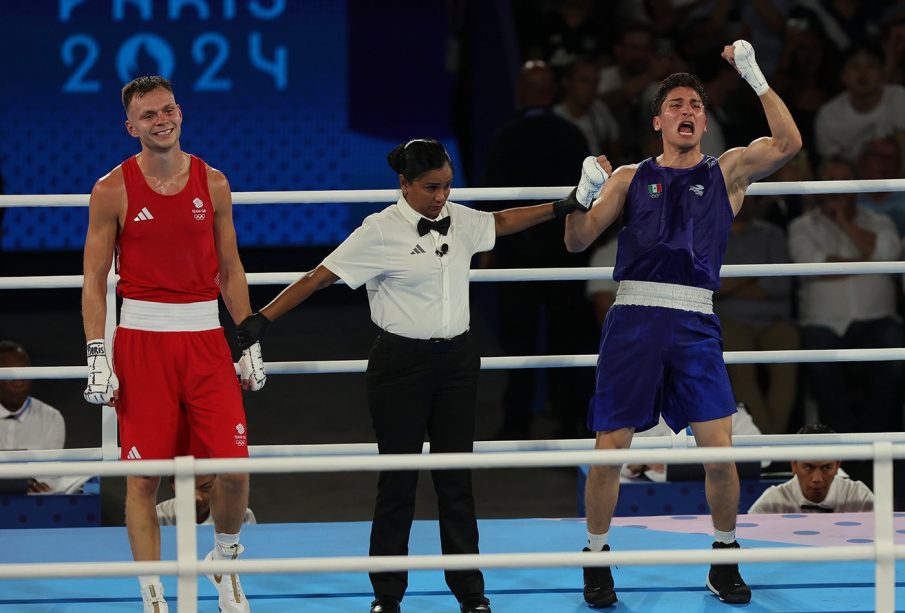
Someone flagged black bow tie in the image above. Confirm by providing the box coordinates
[417,216,450,236]
[800,504,833,513]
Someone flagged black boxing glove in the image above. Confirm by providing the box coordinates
[552,187,583,219]
[236,312,270,350]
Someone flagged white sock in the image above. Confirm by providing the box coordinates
[138,576,161,590]
[587,531,608,552]
[215,531,241,557]
[714,528,736,544]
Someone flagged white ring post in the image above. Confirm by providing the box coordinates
[101,267,118,461]
[174,455,199,613]
[874,441,895,612]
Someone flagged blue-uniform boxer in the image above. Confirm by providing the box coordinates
[564,39,803,608]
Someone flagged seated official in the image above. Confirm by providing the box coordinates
[156,475,256,526]
[0,341,69,494]
[748,424,874,513]
[0,341,65,453]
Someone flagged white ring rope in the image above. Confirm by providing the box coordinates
[1,178,905,207]
[5,261,905,291]
[0,546,880,579]
[0,545,885,581]
[2,346,905,381]
[0,443,893,482]
[3,431,905,464]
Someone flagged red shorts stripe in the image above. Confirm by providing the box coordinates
[113,327,248,460]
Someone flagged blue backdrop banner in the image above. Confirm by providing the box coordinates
[0,0,461,250]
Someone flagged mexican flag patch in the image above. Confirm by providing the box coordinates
[647,183,663,198]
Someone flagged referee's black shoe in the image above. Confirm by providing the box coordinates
[369,597,401,613]
[582,545,617,608]
[706,541,752,604]
[460,595,491,612]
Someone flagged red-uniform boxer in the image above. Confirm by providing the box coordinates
[81,75,264,613]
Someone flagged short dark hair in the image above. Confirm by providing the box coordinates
[841,40,885,71]
[796,423,836,435]
[121,75,174,112]
[817,156,855,180]
[0,340,29,363]
[650,72,709,117]
[386,139,452,182]
[561,55,599,80]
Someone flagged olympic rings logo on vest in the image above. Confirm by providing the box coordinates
[192,197,207,221]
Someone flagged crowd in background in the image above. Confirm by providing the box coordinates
[5,0,905,518]
[477,0,905,453]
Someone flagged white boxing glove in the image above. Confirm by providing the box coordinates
[732,39,769,96]
[84,339,118,405]
[239,341,267,391]
[576,155,610,209]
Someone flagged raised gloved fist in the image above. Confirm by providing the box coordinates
[239,341,267,391]
[84,339,119,405]
[236,312,270,350]
[575,155,610,208]
[729,39,768,95]
[553,156,611,218]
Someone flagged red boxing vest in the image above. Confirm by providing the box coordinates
[116,155,220,303]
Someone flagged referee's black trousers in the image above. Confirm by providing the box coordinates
[365,330,485,602]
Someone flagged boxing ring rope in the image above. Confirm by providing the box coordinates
[2,177,905,207]
[2,179,905,611]
[3,430,905,463]
[0,442,899,612]
[4,260,905,291]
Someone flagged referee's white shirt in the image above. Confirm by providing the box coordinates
[323,197,495,340]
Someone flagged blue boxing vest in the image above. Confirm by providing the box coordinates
[613,155,733,291]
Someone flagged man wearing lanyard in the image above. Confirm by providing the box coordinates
[236,138,610,613]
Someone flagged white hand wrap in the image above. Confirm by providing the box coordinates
[239,341,267,391]
[733,39,769,96]
[576,156,610,209]
[84,339,118,404]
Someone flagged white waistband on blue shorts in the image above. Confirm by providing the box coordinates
[614,280,713,315]
[119,298,221,332]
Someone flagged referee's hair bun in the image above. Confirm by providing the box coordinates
[386,138,452,181]
[387,143,407,174]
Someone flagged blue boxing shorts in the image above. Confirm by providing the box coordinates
[588,302,736,434]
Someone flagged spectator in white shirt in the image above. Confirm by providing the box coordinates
[554,56,621,163]
[788,158,905,434]
[814,42,905,176]
[855,136,905,237]
[748,424,874,514]
[597,24,679,163]
[156,475,256,526]
[0,341,65,493]
[714,201,799,435]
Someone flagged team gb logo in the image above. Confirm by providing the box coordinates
[192,197,207,221]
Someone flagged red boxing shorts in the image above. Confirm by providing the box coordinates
[113,327,248,460]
